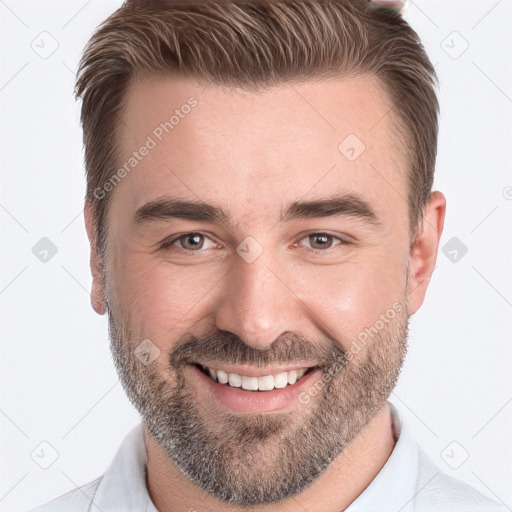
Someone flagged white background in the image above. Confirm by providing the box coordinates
[0,1,511,510]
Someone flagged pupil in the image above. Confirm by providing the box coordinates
[311,234,331,249]
[184,233,203,250]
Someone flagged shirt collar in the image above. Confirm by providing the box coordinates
[94,423,158,512]
[94,400,417,511]
[346,401,419,512]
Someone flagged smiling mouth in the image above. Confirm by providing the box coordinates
[194,363,316,392]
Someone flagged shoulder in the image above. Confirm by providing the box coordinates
[26,476,103,512]
[415,448,508,511]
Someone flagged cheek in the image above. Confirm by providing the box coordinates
[290,251,408,351]
[111,253,225,339]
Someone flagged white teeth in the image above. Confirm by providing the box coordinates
[273,372,288,389]
[298,369,307,379]
[228,373,242,387]
[258,375,274,391]
[241,375,258,391]
[217,369,229,384]
[203,365,310,391]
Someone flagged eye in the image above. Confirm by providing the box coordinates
[160,232,219,252]
[160,231,350,255]
[296,232,348,252]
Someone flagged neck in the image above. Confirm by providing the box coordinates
[145,401,395,512]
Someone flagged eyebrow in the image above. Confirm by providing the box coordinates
[280,194,379,225]
[134,193,380,228]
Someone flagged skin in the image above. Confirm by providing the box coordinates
[84,74,445,511]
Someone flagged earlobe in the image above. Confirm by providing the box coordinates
[84,200,107,315]
[407,191,446,315]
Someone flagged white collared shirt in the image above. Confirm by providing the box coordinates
[29,401,507,511]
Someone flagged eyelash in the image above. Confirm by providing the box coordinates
[160,231,350,254]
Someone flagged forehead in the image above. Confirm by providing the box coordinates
[113,74,408,227]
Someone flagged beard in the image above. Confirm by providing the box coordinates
[107,296,409,506]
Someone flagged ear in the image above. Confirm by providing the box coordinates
[84,200,107,315]
[407,191,446,315]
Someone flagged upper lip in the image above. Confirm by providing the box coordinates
[194,362,316,378]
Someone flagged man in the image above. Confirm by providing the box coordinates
[31,0,506,510]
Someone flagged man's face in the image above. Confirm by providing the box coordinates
[101,75,414,504]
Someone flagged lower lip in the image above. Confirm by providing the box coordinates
[190,364,323,413]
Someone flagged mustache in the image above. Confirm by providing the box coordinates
[169,330,347,371]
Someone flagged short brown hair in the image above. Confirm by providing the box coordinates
[75,0,438,258]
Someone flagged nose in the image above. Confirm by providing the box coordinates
[213,252,303,351]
